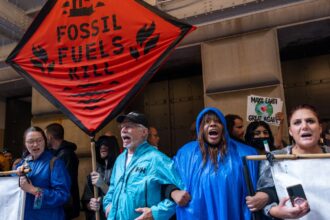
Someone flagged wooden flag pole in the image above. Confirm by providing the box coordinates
[246,153,330,161]
[0,168,31,176]
[91,136,100,220]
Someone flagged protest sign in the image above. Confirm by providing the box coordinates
[271,158,330,220]
[0,176,25,220]
[6,0,195,135]
[247,95,283,125]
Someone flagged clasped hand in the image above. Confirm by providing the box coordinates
[91,171,105,188]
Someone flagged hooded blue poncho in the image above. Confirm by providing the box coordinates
[174,107,258,220]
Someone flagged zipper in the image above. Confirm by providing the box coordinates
[144,181,148,207]
[113,152,128,220]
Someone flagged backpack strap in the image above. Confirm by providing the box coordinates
[49,156,58,171]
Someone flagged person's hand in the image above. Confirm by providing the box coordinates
[246,191,269,211]
[91,171,105,188]
[135,207,153,220]
[19,176,36,194]
[275,112,285,125]
[269,197,310,219]
[89,197,101,211]
[105,203,112,217]
[13,159,22,170]
[171,190,191,206]
[16,165,25,176]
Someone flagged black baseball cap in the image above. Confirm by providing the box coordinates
[116,112,149,128]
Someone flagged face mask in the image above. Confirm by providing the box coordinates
[250,137,272,150]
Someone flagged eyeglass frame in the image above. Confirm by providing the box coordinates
[25,137,45,145]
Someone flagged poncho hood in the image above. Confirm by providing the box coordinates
[195,107,231,145]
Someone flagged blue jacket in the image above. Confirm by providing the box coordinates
[174,107,258,220]
[103,141,183,220]
[17,150,71,220]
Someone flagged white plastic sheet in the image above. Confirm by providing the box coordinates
[271,158,330,220]
[0,176,25,220]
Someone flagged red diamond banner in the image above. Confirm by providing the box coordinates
[6,0,195,135]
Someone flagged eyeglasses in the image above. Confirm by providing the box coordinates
[119,122,144,129]
[25,138,44,145]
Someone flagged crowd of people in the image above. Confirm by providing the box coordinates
[1,103,329,220]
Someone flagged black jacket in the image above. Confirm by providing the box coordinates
[53,140,80,219]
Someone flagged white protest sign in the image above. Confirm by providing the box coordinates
[271,158,330,220]
[246,95,283,125]
[0,176,25,220]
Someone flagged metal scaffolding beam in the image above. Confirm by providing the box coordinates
[0,42,16,61]
[0,0,32,40]
[0,0,32,30]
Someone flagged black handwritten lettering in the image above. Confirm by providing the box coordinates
[251,97,264,103]
[58,47,68,65]
[55,15,120,42]
[93,64,102,77]
[77,82,101,88]
[112,15,121,31]
[99,40,109,58]
[113,36,124,55]
[86,42,97,60]
[91,19,99,36]
[248,115,262,121]
[71,46,83,62]
[265,98,277,104]
[78,98,105,104]
[80,23,90,39]
[69,67,80,80]
[57,26,66,42]
[68,24,79,40]
[82,66,89,78]
[263,116,276,123]
[101,16,110,33]
[67,62,116,80]
[104,62,113,75]
[84,106,99,110]
[69,89,114,97]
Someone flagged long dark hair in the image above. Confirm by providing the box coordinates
[244,121,274,147]
[198,112,226,168]
[96,135,120,169]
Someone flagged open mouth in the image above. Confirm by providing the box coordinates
[32,148,40,153]
[122,135,132,146]
[100,149,108,154]
[301,133,312,138]
[208,130,219,137]
[122,135,131,140]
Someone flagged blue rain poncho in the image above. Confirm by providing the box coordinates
[174,107,258,220]
[103,141,183,220]
[17,150,71,220]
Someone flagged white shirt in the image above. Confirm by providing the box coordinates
[126,153,133,167]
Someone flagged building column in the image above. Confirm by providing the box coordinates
[201,28,288,140]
